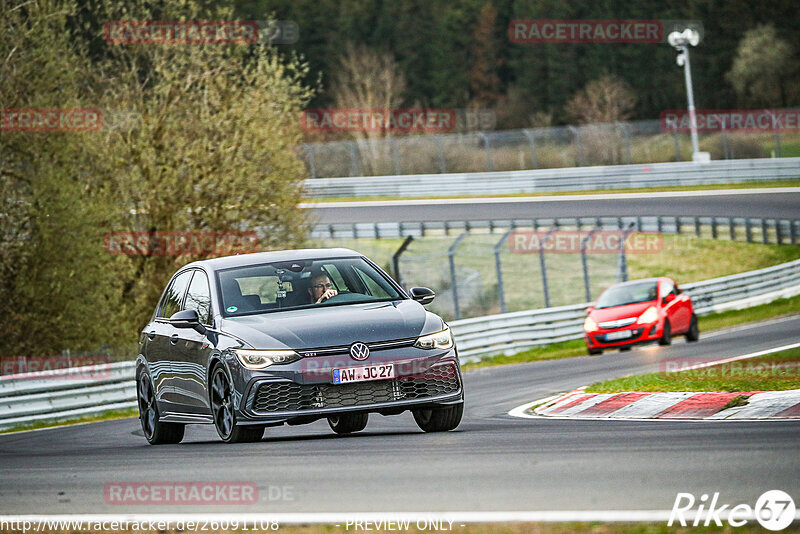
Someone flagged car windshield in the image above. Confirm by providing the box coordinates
[595,281,658,309]
[217,256,402,316]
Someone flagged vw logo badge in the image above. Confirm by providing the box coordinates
[350,342,370,361]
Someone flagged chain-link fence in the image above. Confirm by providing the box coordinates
[310,216,800,322]
[301,119,796,178]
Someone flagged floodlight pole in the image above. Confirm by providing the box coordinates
[678,45,701,159]
[669,29,707,162]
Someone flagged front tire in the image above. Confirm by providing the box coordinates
[210,366,264,443]
[137,371,184,445]
[328,413,368,434]
[658,320,672,346]
[685,314,700,342]
[413,403,463,432]
[587,347,602,356]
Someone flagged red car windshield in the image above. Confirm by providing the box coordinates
[596,281,658,309]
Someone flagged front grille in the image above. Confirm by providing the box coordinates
[598,317,636,329]
[252,363,461,413]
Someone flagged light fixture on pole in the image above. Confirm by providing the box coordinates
[668,28,709,162]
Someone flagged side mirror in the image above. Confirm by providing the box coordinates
[585,306,594,314]
[169,309,205,333]
[663,293,676,304]
[410,287,436,306]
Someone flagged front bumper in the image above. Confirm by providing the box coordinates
[585,322,661,349]
[230,349,463,424]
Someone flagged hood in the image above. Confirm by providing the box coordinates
[590,301,655,324]
[220,300,442,349]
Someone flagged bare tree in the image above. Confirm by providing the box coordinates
[565,74,637,125]
[329,43,407,173]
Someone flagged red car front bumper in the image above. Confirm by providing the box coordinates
[585,321,663,349]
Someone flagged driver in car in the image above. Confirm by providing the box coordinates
[308,271,338,304]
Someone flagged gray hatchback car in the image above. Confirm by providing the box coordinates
[136,248,464,444]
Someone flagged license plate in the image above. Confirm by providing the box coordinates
[332,364,395,384]
[606,330,632,341]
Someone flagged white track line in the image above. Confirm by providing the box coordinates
[303,187,800,208]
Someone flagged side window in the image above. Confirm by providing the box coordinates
[158,270,193,319]
[185,271,213,325]
[321,264,349,291]
[354,266,392,298]
[661,281,676,299]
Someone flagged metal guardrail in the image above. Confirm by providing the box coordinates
[312,215,800,242]
[303,157,800,199]
[1,259,799,429]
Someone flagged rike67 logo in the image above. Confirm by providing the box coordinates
[669,490,796,531]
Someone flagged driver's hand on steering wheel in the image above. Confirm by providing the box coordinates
[315,287,338,303]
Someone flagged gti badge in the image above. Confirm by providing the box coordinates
[349,342,370,361]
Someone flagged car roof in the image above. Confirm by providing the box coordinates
[184,248,363,272]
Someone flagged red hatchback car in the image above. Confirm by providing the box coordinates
[584,277,699,355]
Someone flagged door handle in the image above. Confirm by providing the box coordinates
[170,334,180,345]
[147,331,157,340]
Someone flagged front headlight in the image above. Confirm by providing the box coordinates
[637,306,658,324]
[414,327,454,350]
[584,317,599,332]
[235,349,300,369]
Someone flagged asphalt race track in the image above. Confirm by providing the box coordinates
[308,189,800,224]
[1,315,798,514]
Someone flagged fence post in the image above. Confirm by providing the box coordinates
[711,217,718,239]
[391,236,414,289]
[791,220,797,245]
[774,131,782,158]
[777,220,784,245]
[449,233,469,320]
[434,135,447,173]
[729,217,736,241]
[617,122,632,164]
[720,125,731,159]
[672,133,682,161]
[538,226,559,308]
[746,218,752,242]
[348,141,361,176]
[478,132,494,171]
[581,226,602,302]
[522,129,538,169]
[303,143,317,178]
[568,126,584,166]
[694,217,701,237]
[494,229,515,314]
[762,218,768,244]
[617,223,636,283]
[390,138,402,175]
[675,216,682,235]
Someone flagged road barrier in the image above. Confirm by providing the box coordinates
[1,259,799,430]
[312,215,800,244]
[303,157,800,198]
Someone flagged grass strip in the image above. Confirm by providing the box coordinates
[585,347,800,393]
